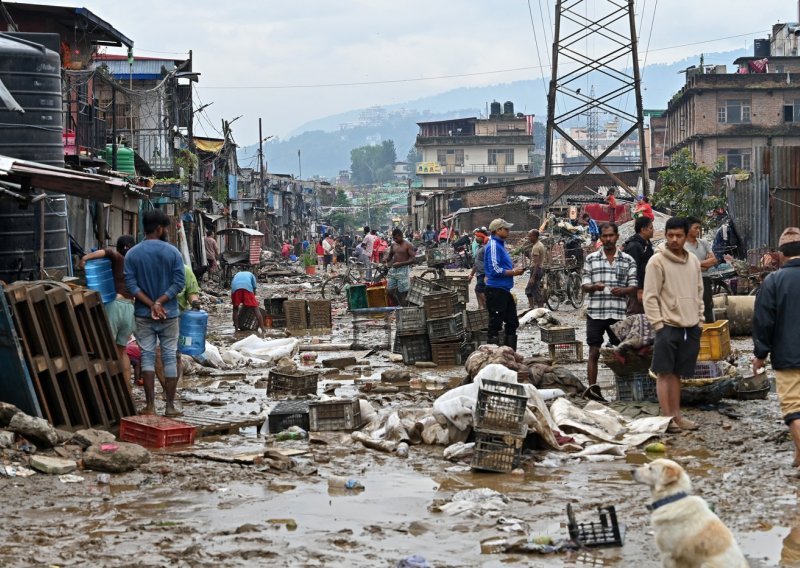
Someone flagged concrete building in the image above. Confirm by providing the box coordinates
[551,117,643,174]
[414,101,534,189]
[661,24,800,171]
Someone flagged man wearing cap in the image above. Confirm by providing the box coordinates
[524,229,547,309]
[485,218,525,350]
[753,227,800,477]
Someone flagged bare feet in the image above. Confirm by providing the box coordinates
[140,404,156,416]
[164,405,182,417]
[672,417,698,431]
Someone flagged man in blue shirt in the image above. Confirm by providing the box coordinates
[484,218,525,351]
[125,209,185,416]
[231,270,265,333]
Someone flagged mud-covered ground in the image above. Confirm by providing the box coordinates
[1,265,798,567]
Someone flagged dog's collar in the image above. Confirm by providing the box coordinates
[647,491,689,511]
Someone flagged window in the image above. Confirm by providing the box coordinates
[436,149,464,166]
[784,100,800,122]
[717,100,751,124]
[721,149,751,171]
[438,178,465,188]
[487,149,514,165]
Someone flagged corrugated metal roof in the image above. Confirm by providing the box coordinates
[91,59,176,77]
[757,146,800,189]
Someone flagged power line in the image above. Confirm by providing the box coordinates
[526,0,550,102]
[640,0,660,76]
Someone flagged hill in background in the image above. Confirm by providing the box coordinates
[238,48,747,179]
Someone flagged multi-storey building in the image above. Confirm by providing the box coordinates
[414,101,534,189]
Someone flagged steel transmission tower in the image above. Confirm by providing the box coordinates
[543,0,649,207]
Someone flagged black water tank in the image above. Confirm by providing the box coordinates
[490,101,502,117]
[503,101,514,115]
[754,38,770,58]
[0,34,70,282]
[0,33,63,166]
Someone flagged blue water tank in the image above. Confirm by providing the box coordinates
[85,259,116,304]
[178,309,208,356]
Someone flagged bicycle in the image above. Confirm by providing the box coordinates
[320,260,388,298]
[564,257,585,308]
[542,264,570,311]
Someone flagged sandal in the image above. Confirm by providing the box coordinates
[582,384,608,403]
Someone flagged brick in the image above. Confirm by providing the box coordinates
[30,455,78,475]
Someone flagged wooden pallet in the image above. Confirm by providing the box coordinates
[179,410,264,436]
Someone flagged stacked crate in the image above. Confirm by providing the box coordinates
[465,308,490,351]
[276,299,333,334]
[540,325,582,363]
[471,379,528,473]
[425,289,468,366]
[263,297,288,328]
[396,306,430,364]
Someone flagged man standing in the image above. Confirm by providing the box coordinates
[423,224,436,244]
[204,230,219,274]
[469,230,489,309]
[685,217,718,323]
[581,223,637,391]
[605,187,617,223]
[580,212,600,242]
[124,210,185,416]
[643,217,704,432]
[484,218,525,350]
[524,229,547,309]
[623,216,655,315]
[753,227,800,476]
[231,270,266,333]
[322,234,335,273]
[385,228,415,306]
[362,226,377,278]
[80,235,136,385]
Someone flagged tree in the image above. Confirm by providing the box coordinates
[652,149,725,222]
[350,140,397,185]
[328,189,355,232]
[405,146,421,180]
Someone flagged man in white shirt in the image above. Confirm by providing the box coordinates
[362,226,377,279]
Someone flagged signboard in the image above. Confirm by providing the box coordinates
[416,162,442,175]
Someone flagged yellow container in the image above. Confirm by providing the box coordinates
[366,285,388,308]
[697,320,731,361]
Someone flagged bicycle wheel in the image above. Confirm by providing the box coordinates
[545,271,563,311]
[567,271,585,308]
[710,278,732,296]
[420,268,443,280]
[321,275,349,299]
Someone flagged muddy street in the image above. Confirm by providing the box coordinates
[0,267,797,568]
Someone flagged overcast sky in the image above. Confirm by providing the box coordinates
[15,0,796,144]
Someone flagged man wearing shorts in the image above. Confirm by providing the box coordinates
[80,235,136,384]
[643,216,704,432]
[385,228,415,306]
[753,227,800,476]
[231,270,266,333]
[582,223,637,392]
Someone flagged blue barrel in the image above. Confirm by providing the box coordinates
[85,258,116,304]
[178,309,208,356]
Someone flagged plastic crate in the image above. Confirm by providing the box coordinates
[698,320,731,361]
[399,334,432,364]
[367,286,388,308]
[268,400,310,433]
[307,299,332,329]
[431,341,469,366]
[120,415,196,448]
[567,504,624,548]
[540,325,576,344]
[352,308,393,350]
[238,307,268,331]
[427,314,466,343]
[347,284,368,310]
[267,369,320,398]
[470,430,525,473]
[407,277,448,307]
[309,399,363,431]
[475,380,528,436]
[548,341,584,362]
[441,276,470,305]
[427,247,459,267]
[263,297,288,316]
[465,309,490,331]
[396,306,427,335]
[423,290,459,320]
[614,372,657,402]
[470,330,488,347]
[284,299,308,329]
[692,361,721,380]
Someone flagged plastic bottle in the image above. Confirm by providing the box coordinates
[85,258,116,304]
[396,442,409,458]
[327,476,364,490]
[178,306,208,356]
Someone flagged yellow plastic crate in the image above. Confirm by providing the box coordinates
[697,320,731,361]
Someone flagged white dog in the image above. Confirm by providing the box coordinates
[632,459,748,568]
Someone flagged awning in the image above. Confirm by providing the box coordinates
[0,155,149,203]
[193,137,225,153]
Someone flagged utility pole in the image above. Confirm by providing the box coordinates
[297,149,302,181]
[258,117,265,201]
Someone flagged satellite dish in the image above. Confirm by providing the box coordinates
[478,175,488,184]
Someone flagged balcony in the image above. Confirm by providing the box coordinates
[416,134,533,147]
[416,163,530,175]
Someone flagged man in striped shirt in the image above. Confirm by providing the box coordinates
[484,218,525,351]
[581,222,637,391]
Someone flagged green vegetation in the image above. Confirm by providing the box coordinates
[652,149,725,222]
[350,140,397,185]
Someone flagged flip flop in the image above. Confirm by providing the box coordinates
[582,384,608,403]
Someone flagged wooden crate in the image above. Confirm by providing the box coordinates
[698,320,731,361]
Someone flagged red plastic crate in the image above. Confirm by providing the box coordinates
[120,415,196,448]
